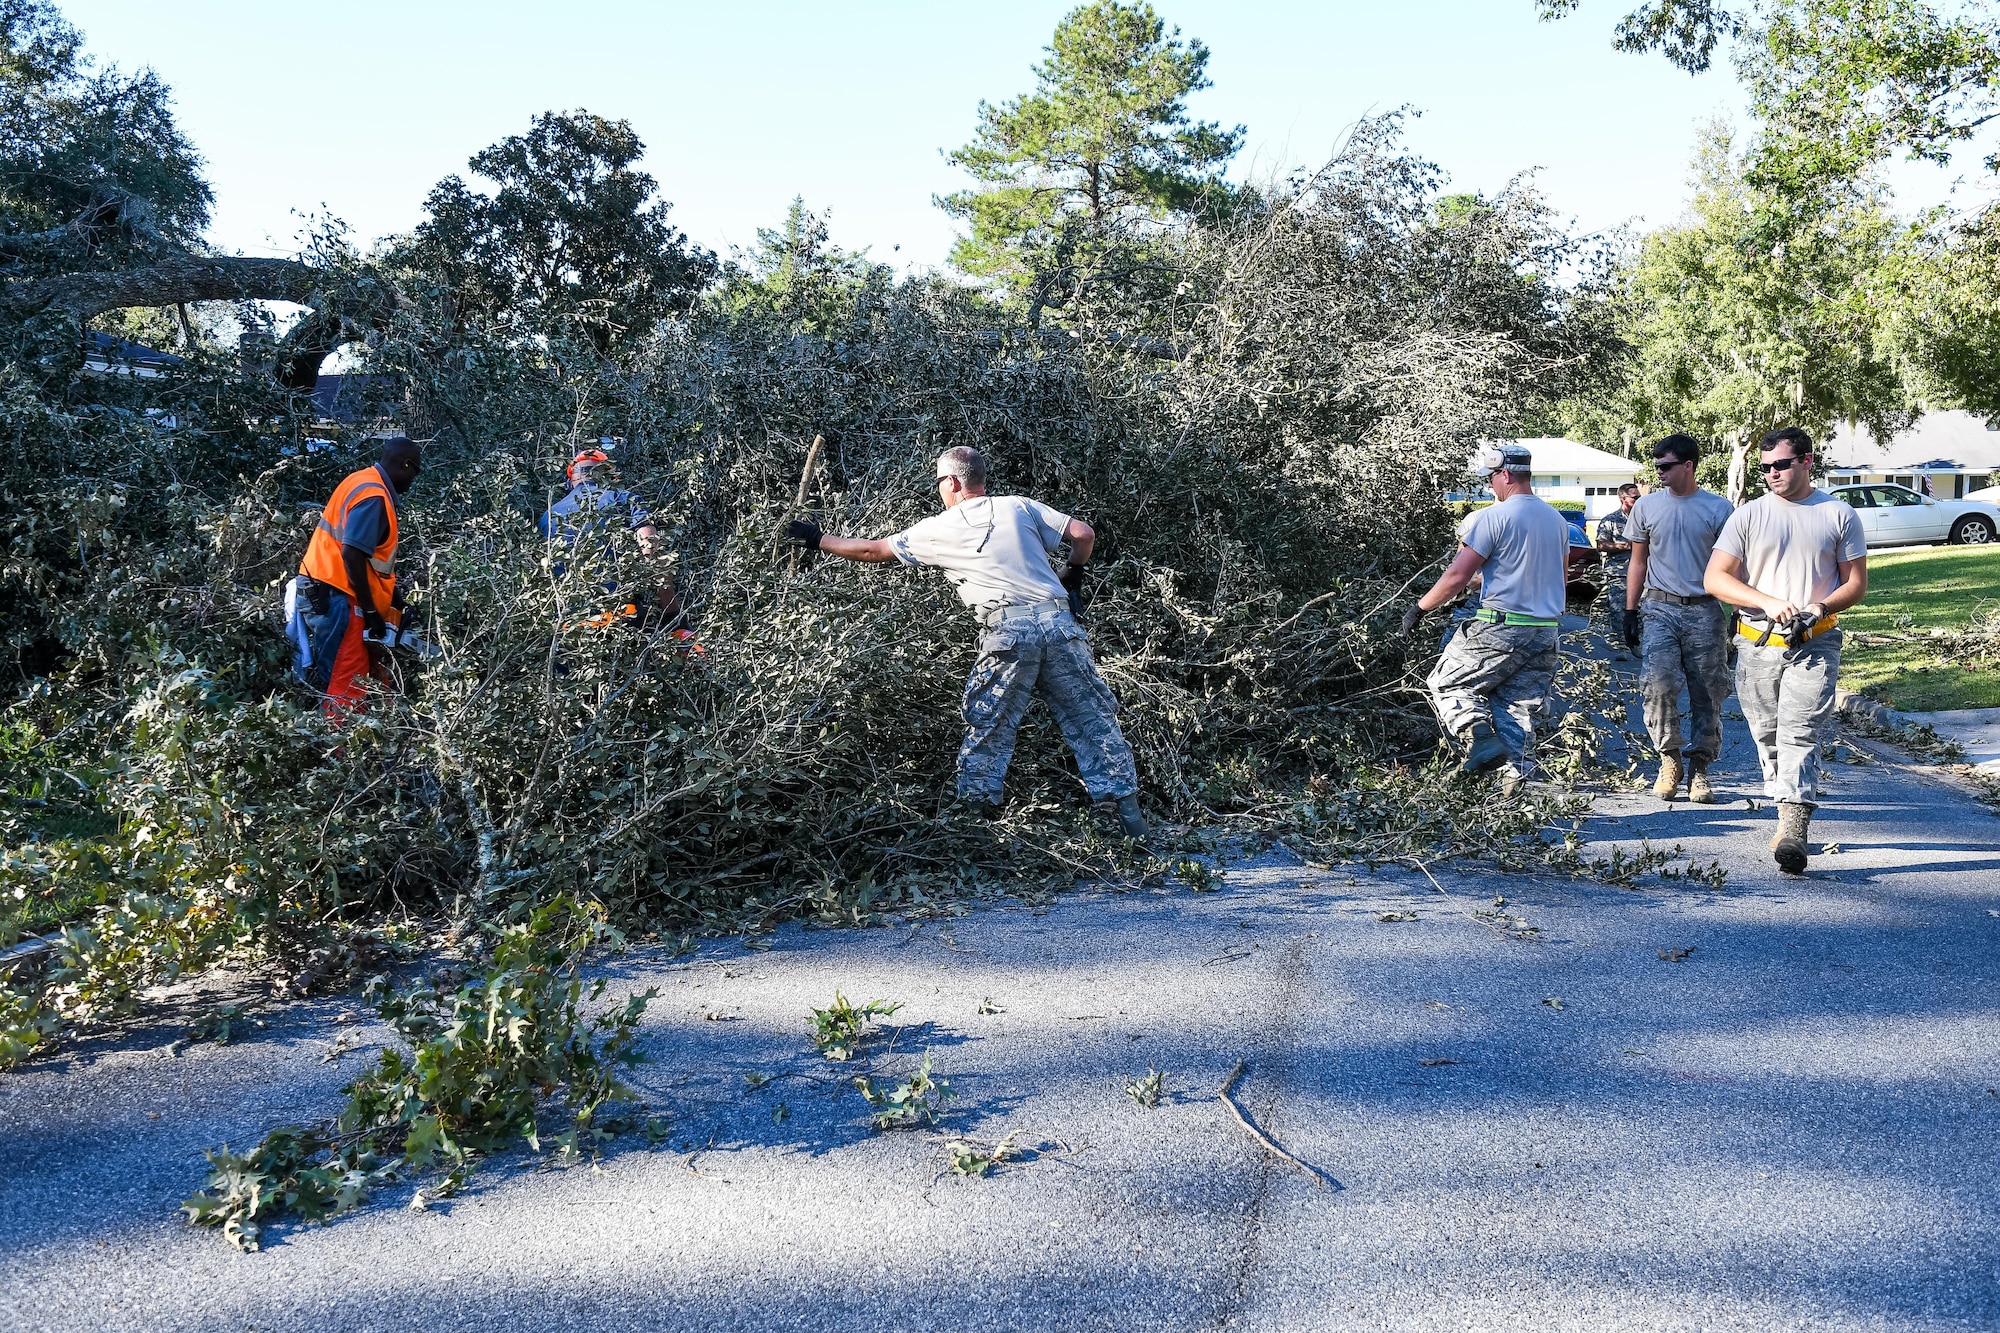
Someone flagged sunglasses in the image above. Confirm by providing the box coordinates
[1757,454,1809,475]
[1653,456,1688,471]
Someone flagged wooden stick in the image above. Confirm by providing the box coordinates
[1219,1059,1329,1189]
[787,434,825,576]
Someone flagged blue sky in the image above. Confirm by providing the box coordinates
[65,1,1776,267]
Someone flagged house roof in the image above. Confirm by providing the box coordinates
[1501,437,1644,476]
[1824,410,2000,472]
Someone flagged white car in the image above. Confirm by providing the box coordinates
[1826,482,2000,547]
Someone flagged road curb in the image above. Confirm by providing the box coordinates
[1835,687,1902,729]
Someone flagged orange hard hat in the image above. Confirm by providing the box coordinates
[567,449,611,483]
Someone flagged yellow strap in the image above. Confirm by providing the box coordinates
[1737,613,1837,644]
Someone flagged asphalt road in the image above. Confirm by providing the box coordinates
[3,708,1998,1331]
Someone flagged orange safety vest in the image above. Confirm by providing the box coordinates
[300,465,400,619]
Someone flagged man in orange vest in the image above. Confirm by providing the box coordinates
[287,436,422,713]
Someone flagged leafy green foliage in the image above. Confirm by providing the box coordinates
[809,989,902,1061]
[940,0,1242,299]
[182,897,655,1251]
[856,1049,954,1129]
[945,1128,1022,1176]
[715,197,894,337]
[1565,124,1910,500]
[1124,1066,1164,1108]
[397,110,717,353]
[1170,857,1219,892]
[0,0,211,241]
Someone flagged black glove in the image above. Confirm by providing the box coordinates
[362,611,389,641]
[1060,562,1087,617]
[1399,602,1428,635]
[1622,608,1641,648]
[785,519,823,551]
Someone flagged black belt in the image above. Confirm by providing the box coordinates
[1642,589,1716,606]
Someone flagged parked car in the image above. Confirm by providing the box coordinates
[1565,523,1605,603]
[1827,483,2000,547]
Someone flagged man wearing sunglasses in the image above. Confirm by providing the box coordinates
[785,446,1147,839]
[1404,441,1570,796]
[1705,426,1868,872]
[1623,434,1735,802]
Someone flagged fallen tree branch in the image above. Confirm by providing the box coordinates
[4,252,321,322]
[1219,1059,1332,1189]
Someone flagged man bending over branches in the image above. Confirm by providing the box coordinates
[785,446,1149,839]
[286,436,422,716]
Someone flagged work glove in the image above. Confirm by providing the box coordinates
[362,611,389,641]
[1060,561,1088,618]
[1399,602,1428,635]
[785,518,823,551]
[1622,608,1641,649]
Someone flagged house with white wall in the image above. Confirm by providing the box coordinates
[1824,411,2000,499]
[1502,437,1646,519]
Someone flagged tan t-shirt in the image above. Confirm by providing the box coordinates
[1713,489,1865,608]
[889,495,1072,613]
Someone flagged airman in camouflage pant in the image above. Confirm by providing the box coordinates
[958,602,1138,805]
[1638,598,1732,769]
[1425,620,1559,781]
[1734,630,1841,807]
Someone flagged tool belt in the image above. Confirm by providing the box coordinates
[1737,610,1837,648]
[977,596,1068,628]
[1471,608,1559,628]
[1642,588,1716,606]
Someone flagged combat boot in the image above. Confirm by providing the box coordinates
[1461,722,1508,775]
[1687,762,1716,804]
[1114,794,1150,839]
[1652,753,1683,800]
[1771,801,1812,874]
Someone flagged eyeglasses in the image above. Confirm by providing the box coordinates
[1758,454,1809,475]
[1653,457,1688,472]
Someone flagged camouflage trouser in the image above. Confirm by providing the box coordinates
[1638,598,1733,765]
[1598,559,1629,625]
[1734,630,1842,806]
[958,605,1138,804]
[1425,620,1560,778]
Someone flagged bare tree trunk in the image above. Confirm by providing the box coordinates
[1726,428,1750,506]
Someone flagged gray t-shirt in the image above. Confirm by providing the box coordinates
[1713,489,1866,608]
[1457,493,1570,621]
[890,494,1072,613]
[1627,488,1734,598]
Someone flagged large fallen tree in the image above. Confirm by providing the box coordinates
[0,0,1644,1069]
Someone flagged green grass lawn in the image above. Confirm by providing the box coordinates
[1839,544,2000,711]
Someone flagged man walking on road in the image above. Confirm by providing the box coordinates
[1704,427,1868,873]
[785,446,1148,838]
[1594,482,1639,629]
[1403,442,1571,796]
[1623,435,1735,803]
